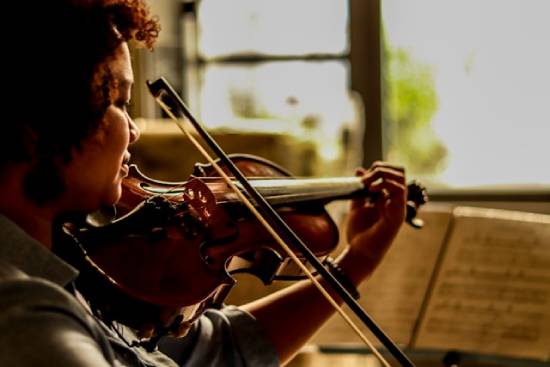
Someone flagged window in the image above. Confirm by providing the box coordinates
[382,0,550,191]
[181,0,361,177]
[178,0,550,195]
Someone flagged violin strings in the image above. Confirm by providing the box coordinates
[155,97,393,367]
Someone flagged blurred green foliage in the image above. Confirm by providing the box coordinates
[383,47,448,176]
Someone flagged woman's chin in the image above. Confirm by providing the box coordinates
[99,187,123,209]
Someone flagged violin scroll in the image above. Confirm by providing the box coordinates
[405,181,429,228]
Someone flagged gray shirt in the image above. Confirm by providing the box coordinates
[0,214,279,366]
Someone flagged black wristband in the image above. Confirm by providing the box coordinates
[323,257,360,300]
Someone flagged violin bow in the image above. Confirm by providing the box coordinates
[146,77,416,367]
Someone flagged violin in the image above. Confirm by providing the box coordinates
[56,77,427,366]
[56,153,427,340]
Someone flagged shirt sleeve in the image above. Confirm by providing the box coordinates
[0,275,117,367]
[158,305,279,367]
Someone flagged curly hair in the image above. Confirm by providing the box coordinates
[1,0,159,204]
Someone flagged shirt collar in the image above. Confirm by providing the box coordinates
[0,214,78,286]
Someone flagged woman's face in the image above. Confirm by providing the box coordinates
[61,42,140,211]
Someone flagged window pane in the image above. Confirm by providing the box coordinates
[382,0,550,189]
[197,0,348,58]
[195,61,359,175]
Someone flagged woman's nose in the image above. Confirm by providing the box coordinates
[128,116,140,144]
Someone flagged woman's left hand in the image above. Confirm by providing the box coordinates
[340,161,407,282]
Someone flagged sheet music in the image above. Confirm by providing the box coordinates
[311,205,453,346]
[413,207,550,360]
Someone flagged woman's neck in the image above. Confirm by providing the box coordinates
[5,207,56,248]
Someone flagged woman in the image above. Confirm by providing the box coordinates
[0,1,408,366]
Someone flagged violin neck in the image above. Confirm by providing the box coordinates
[235,177,367,206]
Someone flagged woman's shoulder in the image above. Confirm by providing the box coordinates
[0,260,117,366]
[0,260,75,307]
